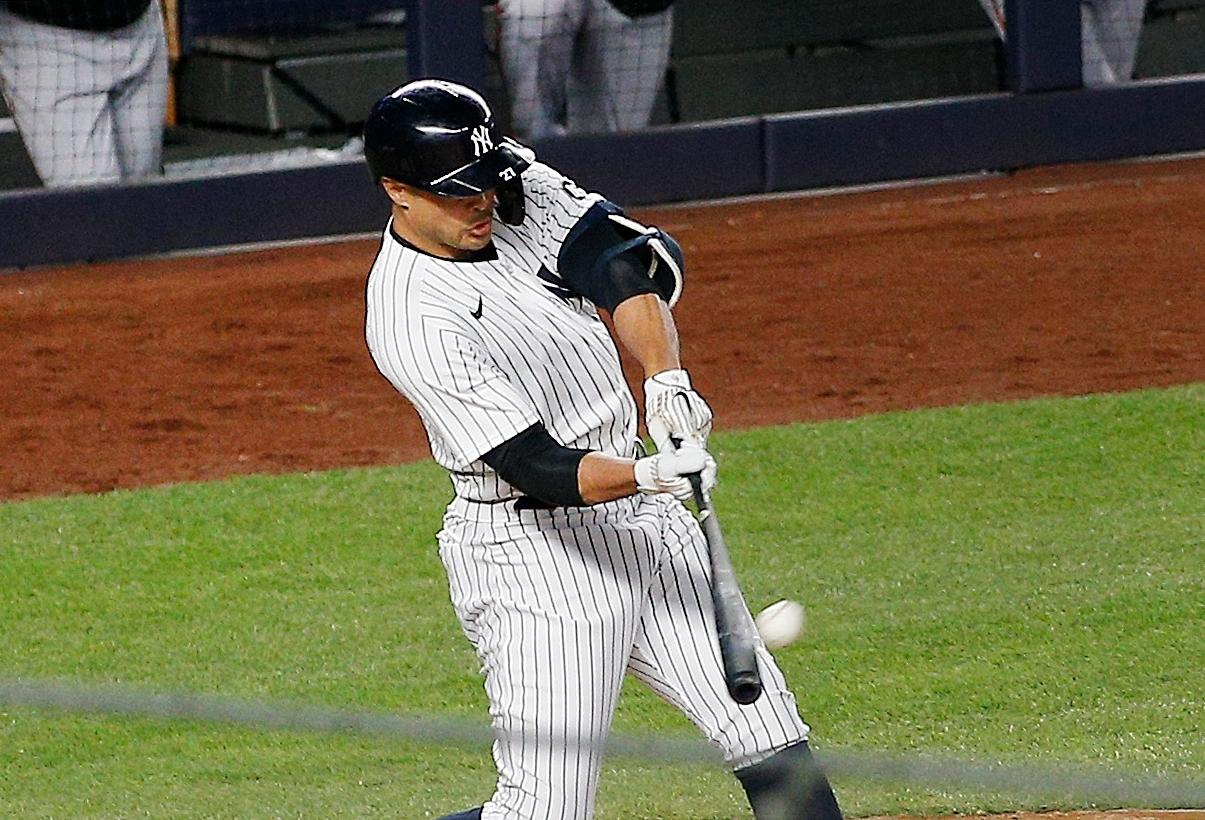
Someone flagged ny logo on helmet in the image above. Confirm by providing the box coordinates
[470,125,494,157]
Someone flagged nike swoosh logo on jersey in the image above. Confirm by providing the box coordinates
[536,265,576,302]
[471,295,483,320]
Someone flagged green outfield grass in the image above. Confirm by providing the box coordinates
[1,385,1201,819]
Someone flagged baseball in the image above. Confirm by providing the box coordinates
[755,599,806,649]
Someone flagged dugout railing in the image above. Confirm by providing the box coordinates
[2,0,1205,269]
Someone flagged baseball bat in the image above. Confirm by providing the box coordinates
[688,473,764,705]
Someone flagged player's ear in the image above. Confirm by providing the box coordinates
[381,178,410,209]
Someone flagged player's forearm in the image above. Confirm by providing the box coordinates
[577,452,639,504]
[611,293,680,378]
[579,446,717,506]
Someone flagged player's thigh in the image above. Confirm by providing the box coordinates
[111,4,168,177]
[0,12,119,184]
[438,512,656,722]
[627,498,809,768]
[568,1,671,132]
[498,0,579,76]
[499,0,581,135]
[476,593,629,819]
[440,521,647,819]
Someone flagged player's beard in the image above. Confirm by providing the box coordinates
[460,215,493,250]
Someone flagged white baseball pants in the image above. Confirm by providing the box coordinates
[974,0,1146,86]
[497,0,672,139]
[0,1,167,186]
[1081,0,1147,86]
[440,493,809,820]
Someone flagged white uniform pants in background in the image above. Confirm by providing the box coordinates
[975,0,1146,86]
[498,0,672,139]
[440,493,809,820]
[1081,0,1147,87]
[0,2,168,186]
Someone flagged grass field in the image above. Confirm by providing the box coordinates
[1,386,1201,818]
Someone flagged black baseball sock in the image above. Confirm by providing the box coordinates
[735,740,843,820]
[435,807,482,820]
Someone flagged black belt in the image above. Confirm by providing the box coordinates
[463,495,557,511]
[514,496,557,511]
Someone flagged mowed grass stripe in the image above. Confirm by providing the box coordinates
[1,385,1201,818]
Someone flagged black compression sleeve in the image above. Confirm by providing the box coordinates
[558,202,662,312]
[480,423,590,507]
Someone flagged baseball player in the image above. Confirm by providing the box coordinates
[0,0,168,186]
[362,79,843,820]
[975,0,1146,86]
[1080,0,1147,86]
[495,0,673,139]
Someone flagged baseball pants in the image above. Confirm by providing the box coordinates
[497,0,672,139]
[0,1,167,186]
[439,493,809,820]
[975,0,1145,86]
[1081,0,1147,86]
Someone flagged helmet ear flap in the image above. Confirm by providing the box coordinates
[492,141,531,225]
[496,176,525,225]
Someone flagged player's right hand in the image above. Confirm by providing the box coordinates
[644,368,713,452]
[634,442,717,501]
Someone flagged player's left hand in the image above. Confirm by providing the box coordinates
[644,368,713,452]
[634,441,717,502]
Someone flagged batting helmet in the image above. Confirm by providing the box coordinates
[363,79,532,197]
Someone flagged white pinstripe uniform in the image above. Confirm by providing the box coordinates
[975,0,1147,86]
[0,0,167,186]
[365,161,809,819]
[497,0,673,139]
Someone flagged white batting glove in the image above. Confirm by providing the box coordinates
[644,368,714,452]
[634,442,717,502]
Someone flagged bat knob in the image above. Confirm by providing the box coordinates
[730,675,763,705]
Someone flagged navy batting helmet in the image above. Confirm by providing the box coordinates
[363,79,532,197]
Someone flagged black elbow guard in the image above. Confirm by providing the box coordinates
[559,202,685,312]
[480,423,589,507]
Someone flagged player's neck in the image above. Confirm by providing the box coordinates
[389,211,461,259]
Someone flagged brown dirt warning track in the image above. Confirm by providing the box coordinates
[1,156,1201,501]
[0,159,1201,819]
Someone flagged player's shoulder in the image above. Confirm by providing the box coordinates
[521,160,571,187]
[521,160,599,208]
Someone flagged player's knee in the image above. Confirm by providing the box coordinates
[735,741,843,820]
[712,689,808,769]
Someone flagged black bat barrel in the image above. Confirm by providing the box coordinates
[689,474,764,706]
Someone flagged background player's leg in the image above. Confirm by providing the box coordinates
[109,3,168,179]
[568,0,672,134]
[1081,0,1146,86]
[440,505,655,819]
[0,8,119,186]
[497,0,581,139]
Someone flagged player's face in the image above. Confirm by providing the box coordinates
[399,184,497,259]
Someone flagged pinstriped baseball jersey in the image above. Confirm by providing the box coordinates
[366,161,638,502]
[364,160,810,820]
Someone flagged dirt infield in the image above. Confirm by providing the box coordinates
[0,156,1201,504]
[0,160,1201,818]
